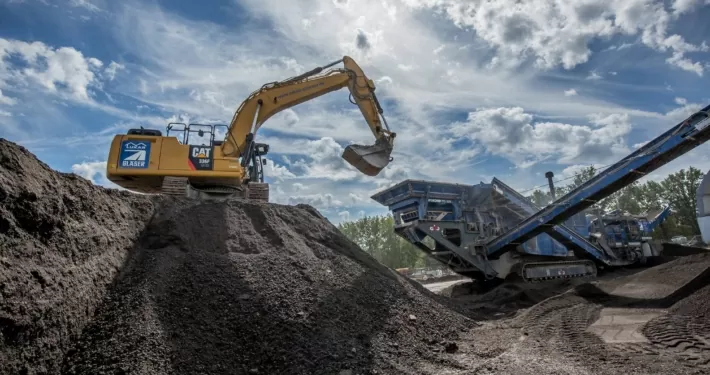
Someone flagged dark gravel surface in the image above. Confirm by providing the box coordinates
[1,139,478,375]
[0,139,156,374]
[453,253,710,375]
[4,137,710,375]
[61,198,478,375]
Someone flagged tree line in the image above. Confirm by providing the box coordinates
[337,166,706,270]
[528,166,704,238]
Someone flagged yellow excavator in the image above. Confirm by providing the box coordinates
[105,56,397,201]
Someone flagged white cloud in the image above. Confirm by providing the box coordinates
[587,71,603,80]
[263,158,296,181]
[0,89,17,105]
[671,0,709,15]
[665,99,705,124]
[450,107,632,167]
[70,160,125,189]
[291,137,362,181]
[3,0,709,223]
[103,61,125,81]
[561,164,589,178]
[397,0,709,75]
[666,51,705,76]
[71,161,106,182]
[225,0,663,121]
[286,193,343,209]
[69,0,103,12]
[338,210,351,221]
[0,38,104,102]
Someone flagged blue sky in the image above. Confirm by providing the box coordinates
[1,0,710,224]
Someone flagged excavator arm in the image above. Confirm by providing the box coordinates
[105,56,396,201]
[220,56,396,177]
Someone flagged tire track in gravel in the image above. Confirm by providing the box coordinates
[505,269,710,375]
[515,297,696,375]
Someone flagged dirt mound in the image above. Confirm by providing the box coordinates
[61,199,477,374]
[0,139,156,374]
[1,139,477,375]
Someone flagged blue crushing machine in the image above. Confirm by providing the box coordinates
[371,105,710,283]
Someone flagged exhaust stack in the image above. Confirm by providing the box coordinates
[545,171,556,201]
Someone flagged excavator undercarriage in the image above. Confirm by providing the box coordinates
[160,177,270,202]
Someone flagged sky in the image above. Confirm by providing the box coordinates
[1,0,710,224]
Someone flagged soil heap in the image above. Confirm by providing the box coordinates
[0,139,156,374]
[0,139,477,375]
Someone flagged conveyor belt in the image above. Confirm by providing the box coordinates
[486,106,710,258]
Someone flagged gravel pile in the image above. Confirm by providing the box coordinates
[0,139,477,375]
[6,136,708,375]
[0,139,155,374]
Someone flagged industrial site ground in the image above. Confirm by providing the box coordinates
[1,137,709,375]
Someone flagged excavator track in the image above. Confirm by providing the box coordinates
[245,182,269,202]
[160,177,269,202]
[161,177,189,197]
[520,260,598,283]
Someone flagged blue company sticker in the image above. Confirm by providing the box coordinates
[119,140,151,168]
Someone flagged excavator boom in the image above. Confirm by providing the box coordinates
[105,56,396,201]
[220,56,395,176]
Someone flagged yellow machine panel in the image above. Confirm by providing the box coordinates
[106,130,244,194]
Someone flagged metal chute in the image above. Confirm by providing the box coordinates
[342,138,393,176]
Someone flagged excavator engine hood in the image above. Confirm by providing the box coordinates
[342,138,393,176]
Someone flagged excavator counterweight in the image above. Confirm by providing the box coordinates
[105,56,396,201]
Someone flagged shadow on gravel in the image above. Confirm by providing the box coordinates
[154,254,390,374]
[574,266,710,309]
[412,276,593,322]
[61,200,397,375]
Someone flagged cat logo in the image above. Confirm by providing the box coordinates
[188,145,214,170]
[191,147,211,158]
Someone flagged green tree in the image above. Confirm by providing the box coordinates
[525,164,705,239]
[658,167,704,235]
[529,189,552,207]
[338,215,427,269]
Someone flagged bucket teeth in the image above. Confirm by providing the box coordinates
[342,140,393,176]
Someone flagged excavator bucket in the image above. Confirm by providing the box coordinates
[342,140,393,176]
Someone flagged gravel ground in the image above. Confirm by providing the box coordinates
[3,137,710,375]
[442,253,710,375]
[60,198,479,375]
[1,139,477,375]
